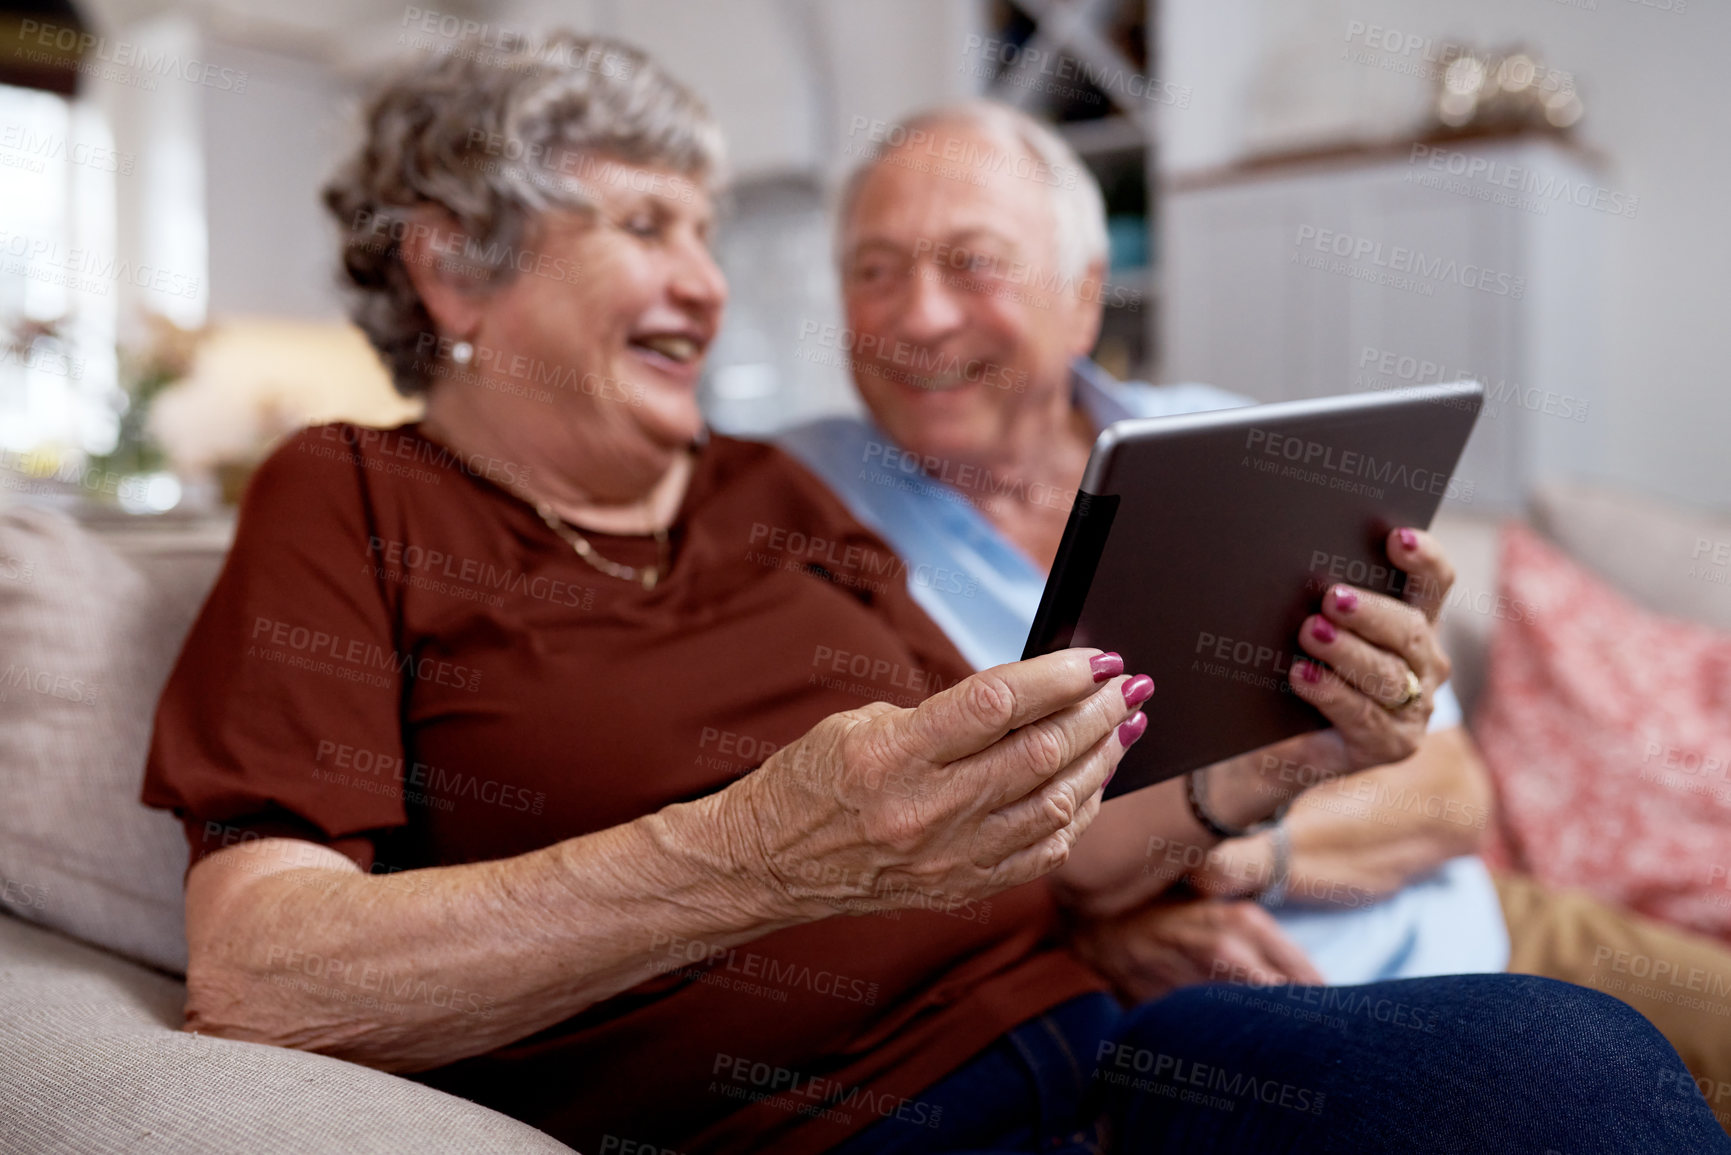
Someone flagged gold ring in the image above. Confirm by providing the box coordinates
[1382,668,1424,712]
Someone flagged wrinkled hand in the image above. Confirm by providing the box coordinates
[1285,527,1456,781]
[1068,896,1324,1002]
[737,649,1153,921]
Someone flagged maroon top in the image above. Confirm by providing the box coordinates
[143,423,1105,1154]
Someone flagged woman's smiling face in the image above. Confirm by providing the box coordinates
[450,158,728,496]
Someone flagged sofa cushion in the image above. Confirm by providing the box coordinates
[1474,524,1731,944]
[0,912,576,1153]
[1532,481,1731,631]
[0,508,224,974]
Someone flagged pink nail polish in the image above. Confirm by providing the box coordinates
[1090,652,1125,682]
[1122,674,1155,707]
[1298,659,1323,685]
[1312,617,1338,643]
[1118,712,1148,747]
[1333,587,1359,612]
[1398,528,1419,551]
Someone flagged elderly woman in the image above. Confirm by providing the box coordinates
[142,33,1727,1155]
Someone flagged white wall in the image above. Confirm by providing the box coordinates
[108,0,986,329]
[120,0,988,433]
[1161,0,1731,511]
[200,35,356,320]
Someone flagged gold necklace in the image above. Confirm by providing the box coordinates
[417,419,673,590]
[535,502,670,590]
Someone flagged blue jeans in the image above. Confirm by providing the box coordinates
[831,975,1731,1154]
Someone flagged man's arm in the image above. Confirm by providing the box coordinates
[1193,726,1494,906]
[1058,728,1493,1000]
[1051,724,1493,918]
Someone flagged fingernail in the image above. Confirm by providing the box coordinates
[1311,617,1338,644]
[1398,528,1419,551]
[1333,587,1359,613]
[1297,659,1323,685]
[1121,674,1155,707]
[1118,711,1147,748]
[1090,652,1124,682]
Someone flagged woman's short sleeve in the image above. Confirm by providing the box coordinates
[142,427,408,872]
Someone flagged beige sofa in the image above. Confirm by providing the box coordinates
[2,481,1726,1153]
[0,508,576,1154]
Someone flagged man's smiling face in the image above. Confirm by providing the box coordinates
[837,118,1102,467]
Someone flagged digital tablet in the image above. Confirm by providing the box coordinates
[1023,381,1485,799]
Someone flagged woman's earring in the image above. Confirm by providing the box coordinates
[451,339,474,365]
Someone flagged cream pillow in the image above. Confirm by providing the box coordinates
[0,507,224,973]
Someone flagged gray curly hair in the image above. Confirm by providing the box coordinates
[324,33,726,397]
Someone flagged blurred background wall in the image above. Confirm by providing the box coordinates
[1,0,1724,515]
[1161,0,1727,513]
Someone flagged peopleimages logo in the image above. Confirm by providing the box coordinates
[747,521,980,600]
[350,210,585,286]
[1341,22,1574,94]
[0,229,202,300]
[846,116,1079,190]
[262,945,495,1016]
[313,424,532,488]
[1094,1041,1328,1114]
[710,1053,944,1129]
[0,124,135,174]
[797,320,1030,394]
[398,7,636,76]
[1244,427,1476,502]
[1407,144,1640,220]
[314,739,545,815]
[249,615,484,693]
[959,34,1193,109]
[1292,225,1526,299]
[649,931,881,1005]
[463,132,695,204]
[14,19,249,92]
[1354,346,1590,424]
[908,238,1140,310]
[0,663,99,706]
[0,341,83,381]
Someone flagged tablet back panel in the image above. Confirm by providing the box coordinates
[1024,381,1483,799]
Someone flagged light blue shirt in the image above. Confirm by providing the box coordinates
[778,359,1508,983]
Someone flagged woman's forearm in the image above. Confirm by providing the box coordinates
[183,651,1137,1072]
[184,789,806,1072]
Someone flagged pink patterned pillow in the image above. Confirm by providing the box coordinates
[1474,524,1731,944]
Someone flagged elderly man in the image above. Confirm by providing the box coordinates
[779,99,1731,1127]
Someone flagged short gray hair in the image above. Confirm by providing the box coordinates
[324,33,725,397]
[835,100,1108,280]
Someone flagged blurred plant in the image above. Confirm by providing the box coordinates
[1,314,81,385]
[146,317,421,492]
[3,316,63,360]
[91,313,202,476]
[1433,46,1584,134]
[2,316,79,485]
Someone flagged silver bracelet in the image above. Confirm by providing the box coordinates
[1257,822,1293,909]
[1185,766,1290,840]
